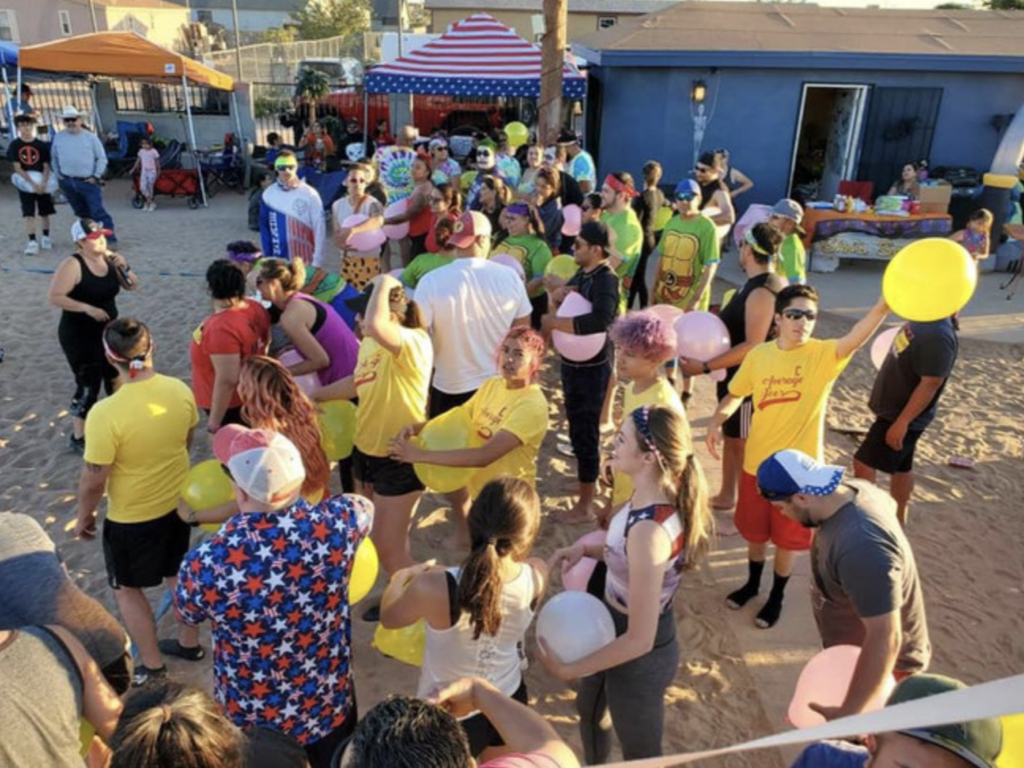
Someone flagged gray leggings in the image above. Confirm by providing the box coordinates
[576,603,680,764]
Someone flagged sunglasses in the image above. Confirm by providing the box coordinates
[782,309,818,321]
[694,165,712,173]
[676,193,696,201]
[275,164,297,171]
[63,118,79,124]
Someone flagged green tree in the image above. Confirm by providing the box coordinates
[292,0,371,40]
[296,67,331,117]
[257,27,299,43]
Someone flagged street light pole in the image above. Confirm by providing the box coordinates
[231,0,244,80]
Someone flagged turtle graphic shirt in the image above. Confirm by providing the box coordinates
[650,213,720,311]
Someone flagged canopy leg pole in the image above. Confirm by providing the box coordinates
[182,74,209,208]
[3,67,12,140]
[231,89,250,188]
[363,87,369,159]
[91,80,103,136]
[13,65,21,139]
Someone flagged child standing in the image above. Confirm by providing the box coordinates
[950,208,993,264]
[132,137,161,212]
[7,114,56,254]
[380,477,547,760]
[605,310,686,524]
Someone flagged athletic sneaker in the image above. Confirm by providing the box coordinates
[158,638,205,661]
[40,235,53,250]
[132,664,167,687]
[149,202,157,211]
[69,435,85,455]
[24,240,39,255]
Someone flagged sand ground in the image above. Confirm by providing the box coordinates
[0,180,1021,767]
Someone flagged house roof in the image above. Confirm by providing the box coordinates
[425,0,679,14]
[94,0,189,9]
[167,0,305,12]
[573,2,1024,72]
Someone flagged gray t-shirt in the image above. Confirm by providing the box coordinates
[0,513,127,669]
[810,481,931,673]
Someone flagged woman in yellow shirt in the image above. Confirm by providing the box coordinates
[389,327,549,502]
[604,310,685,524]
[313,273,432,585]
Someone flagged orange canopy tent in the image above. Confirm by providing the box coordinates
[18,32,237,206]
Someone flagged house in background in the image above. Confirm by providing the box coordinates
[3,0,189,48]
[425,0,678,42]
[573,2,1024,208]
[178,0,306,43]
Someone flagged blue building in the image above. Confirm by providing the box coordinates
[572,2,1024,208]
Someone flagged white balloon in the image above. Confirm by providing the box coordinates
[536,591,616,664]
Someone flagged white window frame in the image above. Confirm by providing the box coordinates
[59,9,72,36]
[597,16,617,30]
[0,9,19,42]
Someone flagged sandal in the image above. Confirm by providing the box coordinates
[158,639,206,661]
[132,664,168,687]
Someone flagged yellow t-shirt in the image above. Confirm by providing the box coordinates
[463,377,549,496]
[611,378,686,508]
[354,327,433,457]
[728,339,851,475]
[84,374,199,524]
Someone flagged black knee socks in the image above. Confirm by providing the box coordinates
[755,573,791,629]
[726,559,765,609]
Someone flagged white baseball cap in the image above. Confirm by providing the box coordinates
[213,426,306,507]
[61,106,81,119]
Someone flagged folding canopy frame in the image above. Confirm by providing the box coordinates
[362,13,586,154]
[19,32,240,207]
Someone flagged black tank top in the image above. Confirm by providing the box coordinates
[64,253,120,324]
[717,272,777,396]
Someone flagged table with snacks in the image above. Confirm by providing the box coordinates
[801,207,953,273]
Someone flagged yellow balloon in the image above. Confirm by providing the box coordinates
[997,713,1024,768]
[505,121,529,149]
[413,407,480,493]
[79,718,95,757]
[544,254,578,282]
[181,460,235,512]
[318,400,357,461]
[654,206,673,231]
[882,238,976,321]
[350,537,379,605]
[372,620,426,666]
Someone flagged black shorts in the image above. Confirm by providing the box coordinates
[461,681,528,756]
[102,510,192,590]
[428,385,476,419]
[18,190,56,218]
[203,405,246,427]
[854,418,926,474]
[352,447,424,497]
[722,397,753,440]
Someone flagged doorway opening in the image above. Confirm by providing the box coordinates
[788,84,869,204]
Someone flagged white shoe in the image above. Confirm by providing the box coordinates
[40,235,53,250]
[24,240,39,255]
[149,202,156,211]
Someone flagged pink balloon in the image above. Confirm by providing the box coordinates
[278,348,319,395]
[561,204,582,237]
[648,303,684,327]
[674,311,731,362]
[870,326,901,370]
[553,292,608,362]
[383,199,410,240]
[788,645,895,728]
[562,529,607,591]
[491,254,526,281]
[341,214,387,253]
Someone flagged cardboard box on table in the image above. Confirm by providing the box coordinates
[918,181,953,214]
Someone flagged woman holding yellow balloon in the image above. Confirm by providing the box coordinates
[389,326,549,502]
[314,272,432,594]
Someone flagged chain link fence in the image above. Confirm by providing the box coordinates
[205,35,365,85]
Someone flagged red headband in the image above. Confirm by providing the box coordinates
[604,174,639,198]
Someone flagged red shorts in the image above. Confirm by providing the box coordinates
[735,472,813,551]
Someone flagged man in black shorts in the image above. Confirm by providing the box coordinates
[854,317,958,525]
[8,113,56,255]
[74,319,203,686]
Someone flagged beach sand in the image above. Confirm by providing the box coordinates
[0,181,1021,766]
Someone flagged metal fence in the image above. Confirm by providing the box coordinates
[250,82,392,149]
[205,35,364,85]
[11,79,96,136]
[112,81,230,116]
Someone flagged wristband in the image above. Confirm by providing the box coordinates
[702,361,711,375]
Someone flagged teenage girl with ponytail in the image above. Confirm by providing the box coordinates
[543,405,713,763]
[257,257,360,387]
[379,477,548,760]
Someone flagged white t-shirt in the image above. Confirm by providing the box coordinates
[415,257,532,395]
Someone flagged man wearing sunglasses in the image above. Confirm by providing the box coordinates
[707,284,889,629]
[757,449,930,721]
[693,151,735,228]
[259,149,327,267]
[51,106,117,247]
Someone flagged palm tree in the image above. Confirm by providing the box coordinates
[296,66,331,122]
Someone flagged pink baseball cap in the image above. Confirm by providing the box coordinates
[213,425,306,506]
[448,210,492,249]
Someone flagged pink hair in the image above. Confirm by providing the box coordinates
[495,326,547,382]
[609,309,677,363]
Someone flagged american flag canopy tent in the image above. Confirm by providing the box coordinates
[365,13,586,99]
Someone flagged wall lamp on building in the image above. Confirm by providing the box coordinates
[691,80,707,104]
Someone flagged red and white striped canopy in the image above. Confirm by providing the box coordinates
[365,13,586,98]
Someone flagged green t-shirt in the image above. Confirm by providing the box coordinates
[602,207,643,280]
[402,252,455,289]
[780,233,807,284]
[650,213,720,311]
[491,235,553,298]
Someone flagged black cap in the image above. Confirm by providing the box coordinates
[698,151,717,168]
[557,127,579,145]
[343,281,407,316]
[578,221,610,251]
